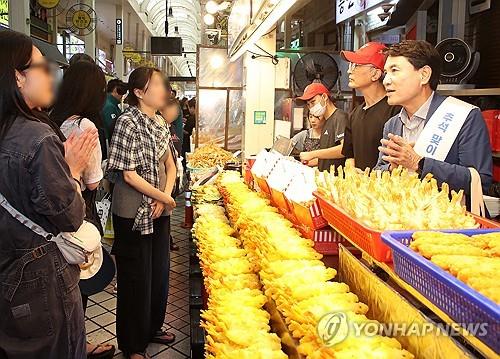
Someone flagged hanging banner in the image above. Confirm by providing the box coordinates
[116,18,122,45]
[0,0,8,27]
[336,0,384,24]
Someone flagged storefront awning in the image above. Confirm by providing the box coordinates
[32,37,68,67]
[386,0,423,27]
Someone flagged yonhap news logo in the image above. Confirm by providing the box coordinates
[317,312,490,347]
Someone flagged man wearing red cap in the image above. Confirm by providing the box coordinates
[295,83,349,171]
[341,42,401,170]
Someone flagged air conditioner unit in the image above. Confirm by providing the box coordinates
[469,0,491,15]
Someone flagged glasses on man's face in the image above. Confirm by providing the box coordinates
[348,62,375,72]
[19,61,59,75]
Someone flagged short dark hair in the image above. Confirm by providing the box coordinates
[171,89,177,97]
[68,53,94,67]
[188,98,196,108]
[107,79,127,95]
[125,67,163,106]
[385,40,441,90]
[166,96,179,108]
[51,61,106,128]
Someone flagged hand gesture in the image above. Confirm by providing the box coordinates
[379,133,422,172]
[300,151,315,162]
[151,200,166,219]
[64,128,98,179]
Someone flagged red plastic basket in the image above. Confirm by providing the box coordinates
[290,199,328,230]
[254,175,271,197]
[303,227,346,255]
[270,188,294,217]
[314,192,500,263]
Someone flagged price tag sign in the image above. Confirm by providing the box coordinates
[254,111,267,124]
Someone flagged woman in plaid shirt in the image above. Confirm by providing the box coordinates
[107,67,177,359]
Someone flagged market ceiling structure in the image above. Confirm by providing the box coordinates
[133,0,201,76]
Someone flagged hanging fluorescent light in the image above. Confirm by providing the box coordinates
[204,13,215,26]
[206,0,219,15]
[229,0,297,62]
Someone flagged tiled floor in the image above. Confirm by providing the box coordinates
[86,201,191,358]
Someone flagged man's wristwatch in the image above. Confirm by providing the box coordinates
[416,157,425,176]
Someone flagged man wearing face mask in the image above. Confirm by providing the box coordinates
[296,83,349,171]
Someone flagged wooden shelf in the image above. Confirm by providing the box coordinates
[436,88,500,96]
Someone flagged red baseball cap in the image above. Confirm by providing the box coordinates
[341,42,387,70]
[295,82,330,105]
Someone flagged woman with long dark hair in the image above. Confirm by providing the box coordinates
[0,30,97,358]
[107,67,177,359]
[51,60,116,359]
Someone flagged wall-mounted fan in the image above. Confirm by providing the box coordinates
[293,52,339,96]
[436,38,480,89]
[66,3,97,36]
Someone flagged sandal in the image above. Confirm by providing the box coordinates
[150,330,176,345]
[87,343,116,359]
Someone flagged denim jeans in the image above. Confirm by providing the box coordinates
[0,243,86,359]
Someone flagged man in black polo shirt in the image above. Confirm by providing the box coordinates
[296,83,349,171]
[341,42,401,169]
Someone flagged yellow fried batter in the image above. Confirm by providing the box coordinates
[411,232,500,305]
[417,243,489,259]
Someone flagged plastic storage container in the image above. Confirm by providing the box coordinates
[381,229,500,353]
[314,191,500,263]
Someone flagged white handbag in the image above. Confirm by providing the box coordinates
[0,192,101,266]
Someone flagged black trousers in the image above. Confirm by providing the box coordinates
[111,215,170,354]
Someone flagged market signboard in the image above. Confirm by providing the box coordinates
[0,0,8,27]
[336,0,385,24]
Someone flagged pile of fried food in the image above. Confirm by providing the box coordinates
[217,171,414,359]
[188,144,237,169]
[193,201,287,359]
[410,231,500,304]
[192,184,222,204]
[316,164,478,230]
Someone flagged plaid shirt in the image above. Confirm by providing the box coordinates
[107,106,170,235]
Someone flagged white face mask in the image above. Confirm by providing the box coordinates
[309,96,326,117]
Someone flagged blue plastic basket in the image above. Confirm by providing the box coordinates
[381,229,500,353]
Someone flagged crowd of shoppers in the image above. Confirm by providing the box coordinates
[0,29,184,359]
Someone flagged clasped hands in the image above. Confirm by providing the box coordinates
[378,133,422,172]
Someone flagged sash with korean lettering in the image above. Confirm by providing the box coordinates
[414,96,477,161]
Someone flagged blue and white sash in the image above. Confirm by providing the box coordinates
[414,96,476,161]
[414,96,485,216]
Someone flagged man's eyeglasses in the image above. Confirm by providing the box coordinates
[348,62,375,71]
[18,62,59,75]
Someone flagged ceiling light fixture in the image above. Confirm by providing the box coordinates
[230,0,296,62]
[206,0,219,15]
[203,13,215,26]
